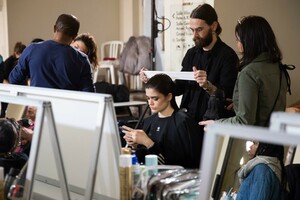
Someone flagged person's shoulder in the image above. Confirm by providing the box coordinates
[4,55,15,63]
[252,163,274,176]
[25,41,47,53]
[143,113,158,130]
[185,45,199,55]
[71,46,89,60]
[173,110,196,124]
[241,57,273,76]
[145,113,158,122]
[251,163,280,185]
[33,40,50,47]
[239,63,259,80]
[174,110,190,118]
[215,38,237,56]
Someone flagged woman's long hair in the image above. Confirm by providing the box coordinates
[0,118,19,154]
[235,16,282,68]
[73,33,99,70]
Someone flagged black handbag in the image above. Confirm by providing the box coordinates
[203,89,229,120]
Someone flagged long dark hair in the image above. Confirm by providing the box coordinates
[235,16,282,68]
[73,33,99,69]
[145,74,179,111]
[0,118,19,154]
[190,3,222,35]
[14,42,26,55]
[255,142,287,189]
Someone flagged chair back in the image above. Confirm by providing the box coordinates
[100,41,124,60]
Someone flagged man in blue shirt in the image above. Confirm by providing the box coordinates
[9,14,94,92]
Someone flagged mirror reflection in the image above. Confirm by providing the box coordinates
[0,103,37,199]
[216,137,293,200]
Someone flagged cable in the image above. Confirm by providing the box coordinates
[153,2,171,32]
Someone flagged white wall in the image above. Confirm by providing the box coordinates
[215,0,300,106]
[5,0,120,57]
[2,0,144,60]
[164,0,213,71]
[0,0,8,58]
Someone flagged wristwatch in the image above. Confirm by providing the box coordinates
[203,81,213,92]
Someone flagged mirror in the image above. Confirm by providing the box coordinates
[0,84,121,199]
[0,95,45,199]
[200,123,300,199]
[214,137,291,199]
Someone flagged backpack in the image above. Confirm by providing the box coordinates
[203,89,235,120]
[94,81,130,102]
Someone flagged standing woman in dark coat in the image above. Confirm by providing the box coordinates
[122,74,203,168]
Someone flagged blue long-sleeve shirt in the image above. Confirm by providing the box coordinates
[9,40,95,92]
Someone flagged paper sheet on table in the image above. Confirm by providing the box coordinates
[144,71,195,81]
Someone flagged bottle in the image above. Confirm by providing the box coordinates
[220,191,227,200]
[4,168,20,199]
[0,167,4,200]
[131,153,140,191]
[119,154,132,200]
[145,154,158,177]
[7,162,27,200]
[121,147,131,155]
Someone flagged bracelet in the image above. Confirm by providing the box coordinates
[203,81,213,92]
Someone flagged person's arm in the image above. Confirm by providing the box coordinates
[21,127,33,142]
[216,52,239,98]
[9,49,30,85]
[27,78,31,86]
[122,125,154,149]
[218,70,258,125]
[246,165,278,200]
[139,67,149,83]
[286,106,300,113]
[79,61,95,92]
[193,66,218,95]
[3,56,14,83]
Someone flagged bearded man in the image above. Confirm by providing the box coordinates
[174,3,239,125]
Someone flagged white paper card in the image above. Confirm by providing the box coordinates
[144,71,195,81]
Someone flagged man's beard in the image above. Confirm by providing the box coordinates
[193,29,213,48]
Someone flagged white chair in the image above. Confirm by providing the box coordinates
[94,41,124,84]
[100,41,124,61]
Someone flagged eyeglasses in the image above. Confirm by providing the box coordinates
[237,16,246,24]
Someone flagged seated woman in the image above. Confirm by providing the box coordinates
[236,142,287,200]
[122,74,203,168]
[71,33,99,79]
[0,118,28,175]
